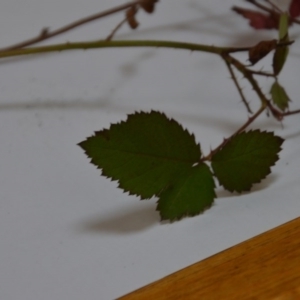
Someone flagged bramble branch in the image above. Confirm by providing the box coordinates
[1,0,299,220]
[0,0,158,52]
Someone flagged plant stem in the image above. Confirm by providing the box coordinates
[281,109,300,117]
[224,60,253,113]
[0,36,292,60]
[235,104,267,134]
[223,54,269,107]
[106,18,128,41]
[202,104,267,161]
[248,69,275,77]
[0,40,232,59]
[0,0,141,52]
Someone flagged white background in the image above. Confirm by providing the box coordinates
[0,0,299,299]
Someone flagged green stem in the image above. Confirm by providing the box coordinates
[202,104,267,161]
[0,40,242,59]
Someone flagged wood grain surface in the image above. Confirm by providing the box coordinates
[119,217,300,300]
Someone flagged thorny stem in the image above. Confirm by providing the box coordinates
[202,104,267,161]
[248,69,275,77]
[0,39,293,60]
[266,103,300,120]
[0,38,296,122]
[0,0,142,52]
[224,60,253,113]
[0,40,231,59]
[222,54,269,107]
[0,35,297,117]
[0,0,298,145]
[282,109,300,116]
[201,49,279,161]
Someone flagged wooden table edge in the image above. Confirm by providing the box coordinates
[118,217,300,299]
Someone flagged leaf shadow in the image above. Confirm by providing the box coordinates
[216,173,279,198]
[75,202,160,235]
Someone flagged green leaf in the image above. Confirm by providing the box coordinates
[273,44,289,76]
[211,130,284,193]
[278,13,289,40]
[157,163,215,221]
[270,81,290,111]
[273,13,289,76]
[78,111,201,199]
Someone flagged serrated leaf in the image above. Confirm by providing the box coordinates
[211,130,284,193]
[78,111,201,199]
[157,163,215,221]
[273,14,289,76]
[270,81,290,111]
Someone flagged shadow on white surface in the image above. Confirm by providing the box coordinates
[1,1,299,299]
[76,201,159,234]
[76,173,279,235]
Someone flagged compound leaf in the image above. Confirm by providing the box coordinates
[157,163,215,221]
[78,111,201,199]
[270,81,290,111]
[211,130,284,193]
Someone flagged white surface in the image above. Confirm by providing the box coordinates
[0,1,299,299]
